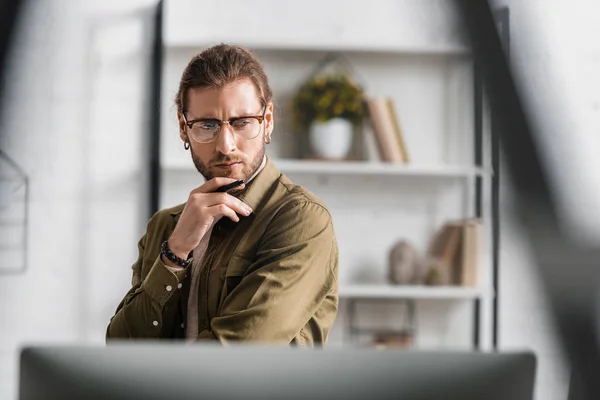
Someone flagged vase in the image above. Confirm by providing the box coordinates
[388,240,423,285]
[308,118,353,160]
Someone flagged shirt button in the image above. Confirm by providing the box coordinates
[152,320,159,327]
[166,285,172,292]
[177,283,183,289]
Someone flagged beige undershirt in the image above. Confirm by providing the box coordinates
[184,226,213,340]
[168,156,267,340]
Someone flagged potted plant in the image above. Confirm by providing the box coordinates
[291,72,365,160]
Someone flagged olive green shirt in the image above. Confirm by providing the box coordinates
[106,157,339,346]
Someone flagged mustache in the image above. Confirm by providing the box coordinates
[211,154,244,164]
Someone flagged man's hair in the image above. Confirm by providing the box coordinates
[175,43,273,114]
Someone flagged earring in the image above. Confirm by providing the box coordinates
[264,136,271,144]
[184,141,190,150]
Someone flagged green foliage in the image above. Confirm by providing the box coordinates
[291,73,365,131]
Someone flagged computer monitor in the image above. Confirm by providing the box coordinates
[19,343,536,400]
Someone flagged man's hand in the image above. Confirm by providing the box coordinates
[167,178,253,260]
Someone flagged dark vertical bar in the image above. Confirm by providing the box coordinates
[347,300,356,345]
[472,36,484,350]
[490,6,509,351]
[406,300,417,338]
[471,6,510,352]
[0,0,25,105]
[148,0,163,218]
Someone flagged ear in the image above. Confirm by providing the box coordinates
[264,102,274,137]
[177,112,188,143]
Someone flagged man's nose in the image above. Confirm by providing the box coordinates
[214,124,237,155]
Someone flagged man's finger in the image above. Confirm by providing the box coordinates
[192,177,239,194]
[206,193,253,216]
[206,203,240,223]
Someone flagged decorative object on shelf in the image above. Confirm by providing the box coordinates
[291,53,366,161]
[421,257,449,286]
[308,117,354,160]
[372,330,415,349]
[0,148,29,274]
[387,240,423,285]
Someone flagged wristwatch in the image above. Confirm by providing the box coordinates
[160,240,193,268]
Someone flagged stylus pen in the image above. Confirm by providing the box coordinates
[214,179,244,193]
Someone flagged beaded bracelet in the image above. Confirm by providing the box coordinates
[160,240,192,268]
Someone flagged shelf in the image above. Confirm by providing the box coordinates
[339,284,486,300]
[274,160,489,178]
[166,41,471,57]
[162,159,490,178]
[164,0,470,57]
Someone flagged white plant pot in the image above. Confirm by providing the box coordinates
[308,118,353,160]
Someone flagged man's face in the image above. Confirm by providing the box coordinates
[178,78,274,182]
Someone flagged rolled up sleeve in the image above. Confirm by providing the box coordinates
[106,233,187,340]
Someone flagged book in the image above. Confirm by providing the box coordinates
[456,219,482,286]
[427,219,483,286]
[365,97,404,163]
[385,98,410,163]
[426,222,463,285]
[372,331,415,349]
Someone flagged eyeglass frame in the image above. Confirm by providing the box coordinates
[180,106,267,144]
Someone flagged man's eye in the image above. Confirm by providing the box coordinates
[231,118,251,128]
[196,121,219,130]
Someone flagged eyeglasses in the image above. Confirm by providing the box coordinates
[181,107,266,144]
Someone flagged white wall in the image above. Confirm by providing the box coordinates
[0,1,157,399]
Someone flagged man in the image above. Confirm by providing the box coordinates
[106,44,339,346]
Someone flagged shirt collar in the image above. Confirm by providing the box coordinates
[243,154,266,186]
[237,155,280,213]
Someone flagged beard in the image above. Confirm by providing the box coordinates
[191,142,266,183]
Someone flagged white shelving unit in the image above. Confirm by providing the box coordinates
[163,159,490,179]
[339,285,486,301]
[167,42,470,57]
[159,0,498,351]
